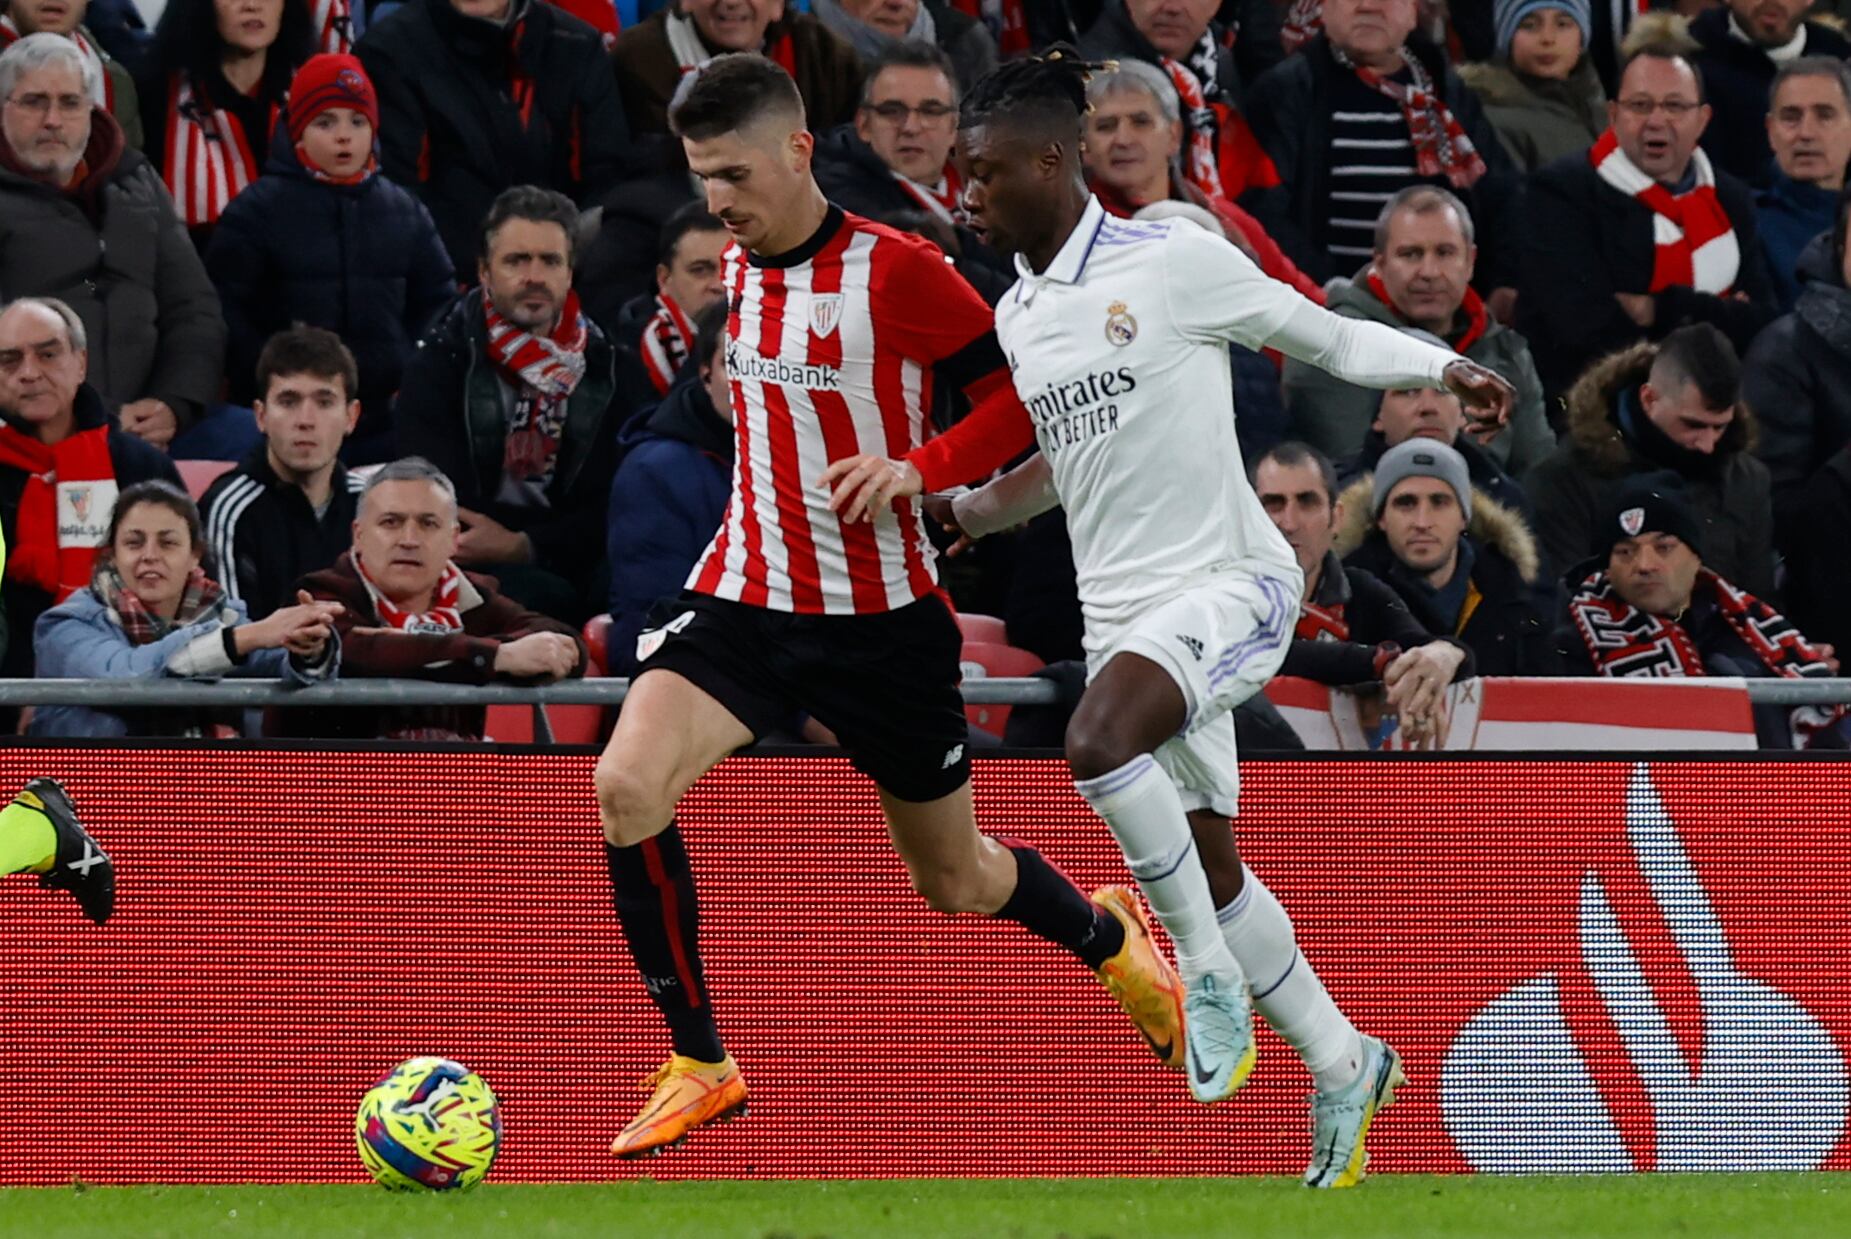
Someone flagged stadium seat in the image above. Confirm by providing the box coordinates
[955,612,1008,645]
[177,459,236,502]
[959,640,1044,736]
[582,614,612,677]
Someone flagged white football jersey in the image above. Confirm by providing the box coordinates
[995,197,1456,633]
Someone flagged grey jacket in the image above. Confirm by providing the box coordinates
[1281,268,1555,475]
[0,110,225,423]
[1456,59,1606,174]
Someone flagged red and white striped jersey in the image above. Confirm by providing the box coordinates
[689,209,1008,615]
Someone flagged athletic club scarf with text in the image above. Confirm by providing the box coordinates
[355,552,466,634]
[1333,45,1486,190]
[0,20,114,110]
[163,73,279,228]
[1365,268,1489,353]
[1569,567,1843,745]
[1588,128,1740,294]
[0,423,115,602]
[484,288,588,488]
[638,294,694,396]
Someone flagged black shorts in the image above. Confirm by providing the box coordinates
[638,590,971,802]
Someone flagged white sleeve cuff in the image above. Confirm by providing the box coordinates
[166,629,236,678]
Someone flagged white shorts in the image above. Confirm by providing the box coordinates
[1083,571,1297,818]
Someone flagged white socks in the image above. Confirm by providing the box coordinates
[1217,864,1363,1093]
[1075,756,1242,984]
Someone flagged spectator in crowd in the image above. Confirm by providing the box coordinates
[1559,476,1844,749]
[396,186,624,625]
[613,0,864,140]
[1077,0,1286,202]
[358,0,630,275]
[606,301,730,678]
[0,34,226,452]
[29,479,341,738]
[1518,43,1777,400]
[0,297,181,681]
[1337,438,1559,675]
[1526,323,1775,596]
[1244,0,1514,285]
[1283,187,1551,473]
[1078,60,1324,303]
[288,456,586,741]
[1688,0,1850,187]
[810,0,995,95]
[1334,336,1534,523]
[610,202,728,398]
[204,53,453,465]
[1458,0,1607,171]
[140,0,317,242]
[1755,57,1851,311]
[2,0,143,148]
[1254,441,1472,742]
[1747,182,1851,544]
[201,326,365,621]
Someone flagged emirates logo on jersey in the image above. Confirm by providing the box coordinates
[810,294,844,338]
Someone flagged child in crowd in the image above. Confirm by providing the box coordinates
[1460,0,1609,171]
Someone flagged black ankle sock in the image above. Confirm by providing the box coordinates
[605,823,725,1063]
[995,843,1125,970]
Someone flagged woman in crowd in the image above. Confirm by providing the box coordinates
[30,481,341,738]
[140,0,316,243]
[1459,0,1607,172]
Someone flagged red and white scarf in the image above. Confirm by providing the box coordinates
[1333,45,1486,191]
[0,20,114,110]
[1281,0,1321,54]
[888,163,962,226]
[1570,567,1843,745]
[638,293,694,396]
[1588,128,1740,295]
[1365,267,1490,354]
[665,8,796,76]
[310,0,353,53]
[485,287,589,489]
[0,423,115,603]
[355,552,466,634]
[163,73,278,229]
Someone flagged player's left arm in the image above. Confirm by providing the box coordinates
[1163,224,1515,425]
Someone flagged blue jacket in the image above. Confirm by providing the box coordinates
[29,588,337,738]
[605,369,732,677]
[203,127,455,451]
[1755,173,1838,313]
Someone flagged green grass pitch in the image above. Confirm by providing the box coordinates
[0,1176,1844,1238]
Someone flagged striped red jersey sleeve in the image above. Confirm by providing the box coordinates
[867,234,1014,404]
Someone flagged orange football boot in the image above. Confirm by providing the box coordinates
[1091,885,1186,1069]
[610,1054,749,1158]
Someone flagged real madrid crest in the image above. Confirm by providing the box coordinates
[1104,300,1137,347]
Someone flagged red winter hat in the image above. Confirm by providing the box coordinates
[287,53,379,145]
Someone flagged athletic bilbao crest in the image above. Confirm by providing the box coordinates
[1620,507,1645,537]
[1440,765,1848,1172]
[810,294,843,338]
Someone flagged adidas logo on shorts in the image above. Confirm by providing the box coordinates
[1175,634,1205,662]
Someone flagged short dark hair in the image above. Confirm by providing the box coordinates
[694,299,729,369]
[1617,43,1706,105]
[1650,324,1740,411]
[255,324,358,402]
[669,53,805,141]
[104,480,204,558]
[959,44,1102,138]
[658,201,728,269]
[1373,185,1475,252]
[480,185,581,266]
[1769,54,1851,111]
[862,40,959,107]
[1252,441,1340,506]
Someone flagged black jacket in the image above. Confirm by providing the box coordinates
[575,169,704,337]
[1242,34,1517,285]
[1517,148,1777,401]
[394,293,629,593]
[1783,439,1851,657]
[358,0,632,273]
[1521,341,1776,598]
[204,131,456,452]
[1280,550,1476,685]
[199,448,364,622]
[1690,7,1851,189]
[1072,0,1282,93]
[1336,479,1559,677]
[0,384,181,678]
[1742,233,1851,543]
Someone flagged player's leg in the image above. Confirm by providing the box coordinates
[0,778,112,924]
[1065,652,1254,1102]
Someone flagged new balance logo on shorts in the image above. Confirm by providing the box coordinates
[1175,634,1205,662]
[941,744,965,769]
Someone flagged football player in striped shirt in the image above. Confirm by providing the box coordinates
[824,51,1515,1186]
[593,53,1187,1160]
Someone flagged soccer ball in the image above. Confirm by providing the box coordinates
[355,1057,501,1190]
